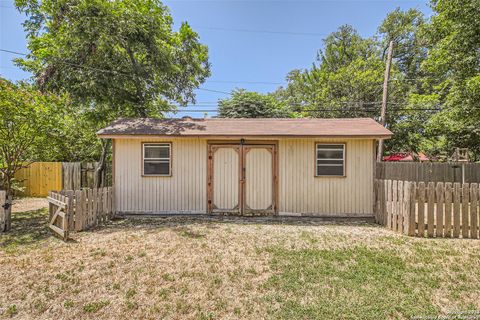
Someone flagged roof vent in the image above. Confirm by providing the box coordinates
[182,116,193,121]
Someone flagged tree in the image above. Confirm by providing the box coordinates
[273,18,432,157]
[15,0,211,185]
[218,89,295,118]
[378,8,427,79]
[0,78,68,230]
[377,8,431,155]
[273,25,401,119]
[419,0,480,160]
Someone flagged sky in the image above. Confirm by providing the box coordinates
[0,0,431,117]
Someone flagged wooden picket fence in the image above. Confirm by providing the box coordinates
[375,179,480,238]
[47,187,114,240]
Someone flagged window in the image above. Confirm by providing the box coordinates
[143,143,171,176]
[315,143,345,176]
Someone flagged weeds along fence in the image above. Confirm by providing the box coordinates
[47,187,114,240]
[375,179,480,239]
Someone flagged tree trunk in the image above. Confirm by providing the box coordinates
[94,139,111,188]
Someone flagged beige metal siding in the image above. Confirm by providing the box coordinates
[114,137,374,215]
[213,147,239,210]
[245,148,273,210]
[279,138,374,215]
[115,138,207,213]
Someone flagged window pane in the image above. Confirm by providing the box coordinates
[317,149,343,159]
[317,159,344,165]
[317,144,344,150]
[317,165,344,176]
[144,161,170,175]
[144,145,170,159]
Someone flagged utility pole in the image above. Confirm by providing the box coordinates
[377,40,394,162]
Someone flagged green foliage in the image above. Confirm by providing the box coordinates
[273,24,407,120]
[82,300,110,313]
[0,78,69,194]
[15,0,210,119]
[419,0,480,160]
[265,246,443,319]
[273,2,480,160]
[218,89,295,118]
[378,8,427,78]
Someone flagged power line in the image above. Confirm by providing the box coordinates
[197,88,230,95]
[0,48,231,95]
[194,26,329,37]
[208,80,285,85]
[172,107,444,113]
[0,49,26,56]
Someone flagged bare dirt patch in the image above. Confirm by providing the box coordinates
[11,197,48,213]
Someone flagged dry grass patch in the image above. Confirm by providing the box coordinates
[0,209,479,319]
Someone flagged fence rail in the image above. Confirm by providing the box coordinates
[47,187,114,240]
[375,179,480,239]
[376,162,480,183]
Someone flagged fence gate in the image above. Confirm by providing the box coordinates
[47,192,70,240]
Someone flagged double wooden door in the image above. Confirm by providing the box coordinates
[207,143,277,215]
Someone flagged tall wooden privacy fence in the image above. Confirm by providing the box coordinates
[15,162,63,197]
[376,162,480,183]
[15,162,111,197]
[375,179,480,239]
[47,187,114,240]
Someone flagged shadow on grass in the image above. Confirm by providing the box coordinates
[0,208,51,250]
[84,214,379,236]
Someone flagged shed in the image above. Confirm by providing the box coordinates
[97,117,392,217]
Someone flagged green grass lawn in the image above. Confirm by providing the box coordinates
[1,208,479,319]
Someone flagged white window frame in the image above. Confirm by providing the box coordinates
[315,143,346,177]
[142,143,172,176]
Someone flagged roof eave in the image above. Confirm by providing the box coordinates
[97,133,393,139]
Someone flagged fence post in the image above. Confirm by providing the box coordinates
[392,180,398,231]
[402,181,410,235]
[453,183,461,238]
[417,182,426,237]
[408,182,417,236]
[66,190,75,231]
[87,188,93,229]
[398,181,404,233]
[435,182,444,237]
[444,182,453,237]
[386,180,392,229]
[374,180,380,223]
[75,190,83,231]
[427,182,435,237]
[462,183,470,238]
[470,183,478,239]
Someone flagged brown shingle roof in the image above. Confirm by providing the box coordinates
[97,117,392,138]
